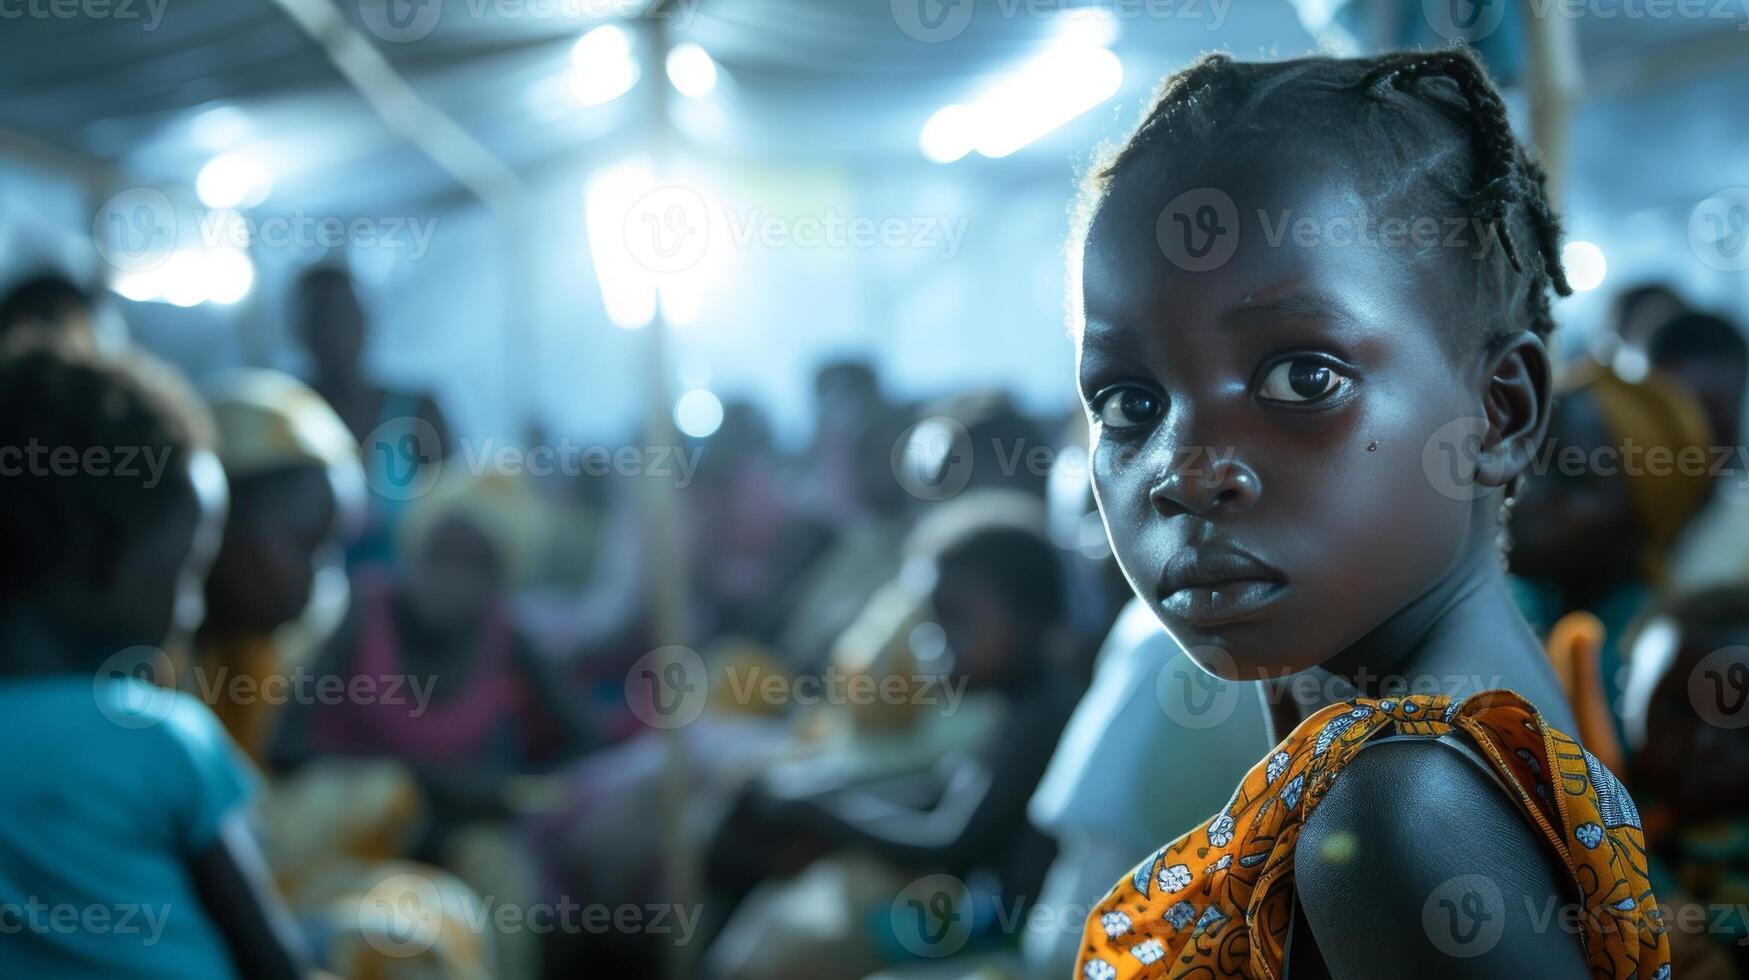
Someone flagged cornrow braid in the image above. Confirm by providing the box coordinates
[1105,53,1238,177]
[1361,48,1571,337]
[1081,47,1571,346]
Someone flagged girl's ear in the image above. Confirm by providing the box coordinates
[1474,331,1552,490]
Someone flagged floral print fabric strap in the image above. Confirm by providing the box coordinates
[1075,690,1671,980]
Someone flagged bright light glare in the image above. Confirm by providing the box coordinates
[586,161,722,330]
[666,42,718,98]
[111,271,160,303]
[114,247,255,307]
[1056,6,1118,47]
[1563,240,1607,292]
[570,25,640,106]
[196,153,273,209]
[161,251,209,308]
[585,161,659,329]
[972,46,1123,158]
[920,104,975,164]
[919,39,1124,163]
[203,248,257,305]
[189,105,251,153]
[659,280,704,326]
[674,388,724,438]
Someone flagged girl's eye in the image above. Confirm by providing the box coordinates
[1095,387,1163,429]
[1257,357,1348,404]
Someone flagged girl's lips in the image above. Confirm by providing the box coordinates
[1158,578,1287,627]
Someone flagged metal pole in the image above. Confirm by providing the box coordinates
[637,8,700,980]
[1521,2,1583,211]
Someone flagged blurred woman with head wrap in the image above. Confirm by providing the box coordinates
[197,371,497,980]
[200,368,363,763]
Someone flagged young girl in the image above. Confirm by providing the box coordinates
[0,340,307,978]
[1072,49,1669,979]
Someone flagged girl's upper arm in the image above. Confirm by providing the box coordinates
[1292,739,1591,980]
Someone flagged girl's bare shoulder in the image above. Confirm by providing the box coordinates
[1291,738,1590,979]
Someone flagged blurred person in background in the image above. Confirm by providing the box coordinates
[1647,311,1749,592]
[804,358,887,526]
[293,265,451,571]
[1606,281,1689,365]
[909,390,1052,501]
[198,370,496,979]
[1618,586,1749,977]
[689,398,831,643]
[774,406,916,676]
[0,269,126,351]
[276,468,589,833]
[1509,361,1715,753]
[707,492,1080,980]
[1044,411,1135,651]
[275,467,589,978]
[528,633,803,979]
[0,339,307,979]
[198,369,362,764]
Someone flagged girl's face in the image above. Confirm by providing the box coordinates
[1079,157,1497,680]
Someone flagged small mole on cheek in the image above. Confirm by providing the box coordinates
[1366,441,1378,453]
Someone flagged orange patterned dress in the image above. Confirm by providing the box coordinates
[1075,690,1670,980]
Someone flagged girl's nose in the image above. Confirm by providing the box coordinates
[1148,450,1261,517]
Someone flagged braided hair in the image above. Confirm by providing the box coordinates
[1084,47,1569,351]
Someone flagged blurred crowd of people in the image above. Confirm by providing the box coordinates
[2,262,1748,980]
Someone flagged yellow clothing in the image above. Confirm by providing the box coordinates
[1076,691,1670,980]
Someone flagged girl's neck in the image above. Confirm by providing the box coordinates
[1285,540,1577,733]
